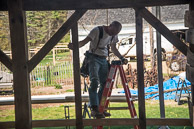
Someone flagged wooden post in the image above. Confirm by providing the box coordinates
[189,1,194,53]
[71,22,83,129]
[185,0,194,126]
[148,7,154,69]
[135,8,146,129]
[7,0,32,129]
[53,48,56,66]
[156,5,166,123]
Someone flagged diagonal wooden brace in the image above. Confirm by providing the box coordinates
[28,9,87,72]
[0,49,12,72]
[136,7,188,56]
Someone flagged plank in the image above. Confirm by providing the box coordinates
[0,118,192,128]
[137,7,188,56]
[135,9,146,128]
[28,9,87,72]
[0,49,12,72]
[7,0,32,129]
[0,0,190,11]
[71,22,83,129]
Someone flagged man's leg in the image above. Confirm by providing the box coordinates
[88,56,105,118]
[98,60,111,117]
[98,59,108,102]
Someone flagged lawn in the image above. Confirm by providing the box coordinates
[0,100,193,129]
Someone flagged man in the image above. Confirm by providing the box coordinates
[68,21,128,118]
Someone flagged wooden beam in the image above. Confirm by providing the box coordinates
[0,118,192,128]
[7,0,32,129]
[71,22,83,129]
[135,9,146,129]
[188,1,194,127]
[155,6,165,119]
[28,9,87,72]
[0,0,191,11]
[0,0,7,11]
[137,7,188,56]
[0,49,12,72]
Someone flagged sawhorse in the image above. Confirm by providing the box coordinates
[175,77,191,105]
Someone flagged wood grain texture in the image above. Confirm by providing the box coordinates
[0,0,190,11]
[8,0,32,128]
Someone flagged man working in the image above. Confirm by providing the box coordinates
[68,21,128,118]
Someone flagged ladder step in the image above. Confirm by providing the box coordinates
[97,64,139,129]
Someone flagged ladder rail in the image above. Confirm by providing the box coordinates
[96,63,139,129]
[99,65,118,112]
[119,65,137,118]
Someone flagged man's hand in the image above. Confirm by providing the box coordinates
[68,37,91,50]
[120,57,128,65]
[68,43,73,50]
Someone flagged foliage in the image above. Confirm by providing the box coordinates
[26,11,69,46]
[0,12,10,50]
[0,11,70,51]
[65,89,74,92]
[54,84,63,89]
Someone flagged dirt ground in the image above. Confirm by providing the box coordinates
[0,61,184,109]
[31,85,75,96]
[0,61,182,98]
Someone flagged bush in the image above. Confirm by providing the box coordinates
[54,84,62,89]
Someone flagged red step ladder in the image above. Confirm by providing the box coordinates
[97,60,139,129]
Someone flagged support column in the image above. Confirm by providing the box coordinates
[135,8,146,129]
[7,0,32,129]
[156,6,165,119]
[71,22,83,129]
[185,1,194,126]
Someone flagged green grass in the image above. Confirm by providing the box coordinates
[31,51,74,86]
[65,89,74,92]
[0,100,192,128]
[39,51,71,65]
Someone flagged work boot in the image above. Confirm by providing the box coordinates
[91,106,105,119]
[103,111,111,117]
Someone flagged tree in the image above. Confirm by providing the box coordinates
[0,12,10,50]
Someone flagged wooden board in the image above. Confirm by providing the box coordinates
[0,118,192,128]
[135,9,146,129]
[71,22,83,129]
[8,0,32,128]
[0,0,190,11]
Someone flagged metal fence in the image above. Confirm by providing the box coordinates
[30,62,74,87]
[0,63,13,83]
[0,62,74,87]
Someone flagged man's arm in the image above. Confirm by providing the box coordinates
[111,43,128,64]
[68,36,92,50]
[110,43,122,59]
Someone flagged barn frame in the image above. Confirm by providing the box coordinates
[0,0,194,129]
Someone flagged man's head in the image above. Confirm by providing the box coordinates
[107,21,122,36]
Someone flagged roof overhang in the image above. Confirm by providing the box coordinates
[0,0,191,11]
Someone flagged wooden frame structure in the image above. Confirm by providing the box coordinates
[0,0,194,129]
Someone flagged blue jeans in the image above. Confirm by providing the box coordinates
[88,54,108,107]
